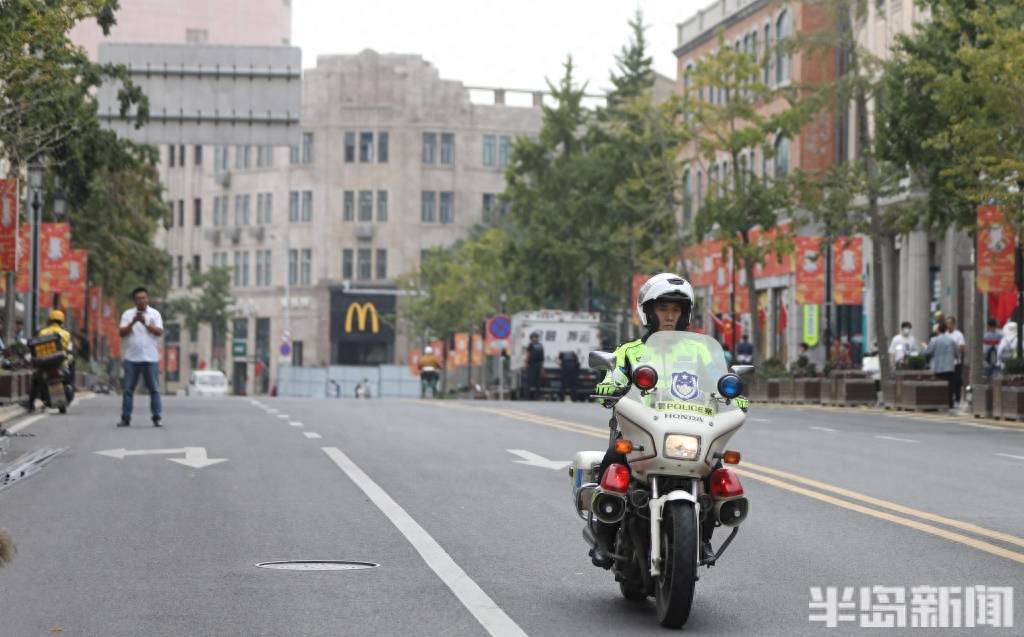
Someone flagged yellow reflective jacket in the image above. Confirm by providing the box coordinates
[39,324,72,353]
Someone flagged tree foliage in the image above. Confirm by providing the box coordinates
[167,266,233,338]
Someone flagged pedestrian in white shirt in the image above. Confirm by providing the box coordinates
[998,321,1019,370]
[945,316,966,406]
[117,287,164,427]
[888,321,916,367]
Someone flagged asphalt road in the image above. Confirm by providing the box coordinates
[1,394,1022,636]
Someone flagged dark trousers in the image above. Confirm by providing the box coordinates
[935,371,956,408]
[122,361,162,421]
[952,364,963,404]
[526,364,542,400]
[559,369,579,400]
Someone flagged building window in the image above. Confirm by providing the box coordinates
[235,145,251,169]
[257,192,273,224]
[289,191,299,222]
[774,136,790,178]
[375,249,387,280]
[214,145,229,172]
[213,251,229,268]
[301,190,313,222]
[357,248,371,280]
[775,10,791,85]
[192,254,201,274]
[176,255,183,288]
[377,190,388,222]
[342,249,353,279]
[750,31,759,69]
[300,249,312,285]
[194,145,203,166]
[288,249,298,285]
[482,135,496,166]
[358,190,373,222]
[422,132,437,164]
[256,250,272,286]
[212,197,224,227]
[498,135,511,168]
[193,198,202,226]
[440,133,455,166]
[168,144,175,168]
[301,132,313,164]
[421,191,436,222]
[344,132,356,163]
[186,28,208,44]
[289,144,300,165]
[378,131,389,163]
[359,132,374,163]
[696,171,704,209]
[292,341,303,366]
[178,200,185,227]
[234,194,251,226]
[257,145,273,167]
[482,193,496,221]
[343,191,354,222]
[233,251,250,287]
[763,24,772,86]
[439,192,454,224]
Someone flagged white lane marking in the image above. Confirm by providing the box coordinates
[6,414,47,434]
[289,421,303,427]
[808,426,837,433]
[995,453,1024,461]
[507,449,570,470]
[95,447,228,469]
[277,414,289,419]
[751,417,771,422]
[875,435,918,443]
[321,447,526,637]
[303,432,322,439]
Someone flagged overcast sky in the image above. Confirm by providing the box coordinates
[293,1,706,94]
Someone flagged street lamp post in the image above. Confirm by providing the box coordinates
[27,157,43,337]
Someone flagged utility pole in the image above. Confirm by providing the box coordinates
[27,157,43,337]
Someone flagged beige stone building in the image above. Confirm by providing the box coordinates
[158,51,543,394]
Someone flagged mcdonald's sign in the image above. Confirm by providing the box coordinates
[344,302,380,334]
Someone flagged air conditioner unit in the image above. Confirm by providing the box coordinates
[354,224,374,241]
[214,170,231,188]
[228,228,242,244]
[248,226,266,241]
[204,228,222,245]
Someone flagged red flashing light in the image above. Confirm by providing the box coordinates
[633,366,658,391]
[709,468,744,498]
[600,463,631,493]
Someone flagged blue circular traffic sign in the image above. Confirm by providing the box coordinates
[280,343,292,356]
[489,315,511,339]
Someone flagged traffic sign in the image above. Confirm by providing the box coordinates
[488,315,511,340]
[232,341,247,357]
[279,342,292,357]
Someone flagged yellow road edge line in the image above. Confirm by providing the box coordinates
[416,400,1024,556]
[740,461,1024,549]
[734,467,1024,565]
[754,403,1024,431]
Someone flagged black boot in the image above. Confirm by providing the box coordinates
[117,418,130,427]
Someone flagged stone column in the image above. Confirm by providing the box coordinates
[906,230,931,339]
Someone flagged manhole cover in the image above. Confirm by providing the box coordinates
[256,560,379,571]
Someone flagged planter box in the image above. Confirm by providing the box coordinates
[998,385,1024,421]
[793,378,822,403]
[777,377,795,403]
[0,370,31,405]
[765,379,781,401]
[898,380,949,411]
[746,377,768,402]
[835,378,877,406]
[972,384,993,419]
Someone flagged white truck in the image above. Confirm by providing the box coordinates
[508,310,603,400]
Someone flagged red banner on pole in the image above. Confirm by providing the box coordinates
[832,236,864,306]
[712,249,731,314]
[63,249,88,309]
[0,179,17,272]
[470,333,484,366]
[453,332,470,366]
[977,205,1016,294]
[794,236,826,305]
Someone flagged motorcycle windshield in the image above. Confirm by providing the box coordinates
[623,331,731,410]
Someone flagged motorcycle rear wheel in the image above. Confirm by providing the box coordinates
[655,500,698,628]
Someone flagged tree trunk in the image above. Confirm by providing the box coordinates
[745,260,760,361]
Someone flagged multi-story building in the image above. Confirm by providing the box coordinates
[674,0,839,362]
[159,51,543,394]
[70,0,292,57]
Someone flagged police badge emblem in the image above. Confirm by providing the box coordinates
[670,371,700,401]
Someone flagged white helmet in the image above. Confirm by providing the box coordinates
[423,346,434,355]
[637,272,695,329]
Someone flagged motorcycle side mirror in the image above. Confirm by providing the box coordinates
[589,351,616,371]
[729,365,755,377]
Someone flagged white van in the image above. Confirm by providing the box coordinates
[185,370,229,397]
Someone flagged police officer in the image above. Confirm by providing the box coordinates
[590,273,702,568]
[524,331,544,400]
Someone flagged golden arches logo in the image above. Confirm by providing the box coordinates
[345,302,379,334]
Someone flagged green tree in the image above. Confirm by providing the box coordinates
[684,33,820,357]
[167,266,234,350]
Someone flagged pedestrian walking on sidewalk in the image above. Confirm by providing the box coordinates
[983,319,1002,379]
[945,316,966,407]
[923,321,957,409]
[117,287,164,427]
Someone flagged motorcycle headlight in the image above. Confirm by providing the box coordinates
[664,434,701,461]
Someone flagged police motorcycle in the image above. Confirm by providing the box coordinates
[570,331,752,628]
[26,332,75,414]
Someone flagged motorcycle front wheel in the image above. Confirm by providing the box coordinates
[655,500,698,628]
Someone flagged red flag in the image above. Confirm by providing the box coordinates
[832,236,864,306]
[977,205,1015,294]
[0,179,17,272]
[794,236,825,305]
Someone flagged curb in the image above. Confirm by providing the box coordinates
[755,402,1024,431]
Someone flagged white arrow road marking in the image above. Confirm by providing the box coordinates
[95,447,227,469]
[289,421,303,427]
[809,426,837,433]
[303,432,322,439]
[995,453,1024,461]
[507,449,570,470]
[875,435,918,443]
[277,414,289,419]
